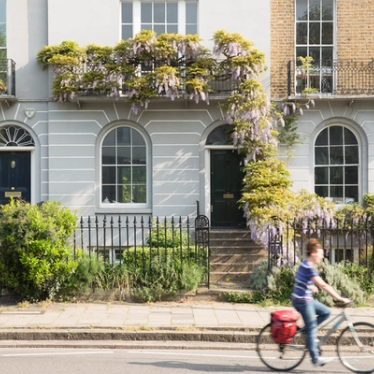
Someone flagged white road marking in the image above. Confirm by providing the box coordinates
[1,351,114,357]
[128,351,258,359]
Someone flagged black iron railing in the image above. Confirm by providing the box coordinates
[73,215,210,287]
[268,218,374,271]
[288,59,374,97]
[0,59,16,96]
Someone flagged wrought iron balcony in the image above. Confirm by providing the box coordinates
[0,59,16,96]
[288,59,374,97]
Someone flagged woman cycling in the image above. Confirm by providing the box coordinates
[291,238,351,367]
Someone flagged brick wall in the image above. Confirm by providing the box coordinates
[337,0,374,60]
[270,0,374,99]
[270,0,295,99]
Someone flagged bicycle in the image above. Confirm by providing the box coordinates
[256,303,374,373]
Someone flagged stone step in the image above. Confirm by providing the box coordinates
[210,247,267,255]
[209,239,260,247]
[210,272,252,283]
[210,263,255,272]
[210,254,265,263]
[209,230,252,240]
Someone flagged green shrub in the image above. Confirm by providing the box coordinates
[145,221,193,247]
[235,259,367,306]
[0,200,78,301]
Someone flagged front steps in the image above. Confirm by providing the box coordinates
[209,229,267,285]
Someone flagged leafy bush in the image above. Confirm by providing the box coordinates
[0,200,78,301]
[145,221,192,248]
[230,259,367,306]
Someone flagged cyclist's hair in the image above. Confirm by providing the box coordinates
[306,238,322,257]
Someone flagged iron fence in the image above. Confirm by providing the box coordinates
[288,59,374,97]
[268,218,374,271]
[73,215,210,287]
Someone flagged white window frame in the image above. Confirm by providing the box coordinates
[98,124,152,213]
[314,125,360,205]
[121,0,198,39]
[295,0,336,95]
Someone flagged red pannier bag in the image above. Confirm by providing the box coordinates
[271,310,299,344]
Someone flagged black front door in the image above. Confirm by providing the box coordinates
[210,149,245,228]
[0,151,31,205]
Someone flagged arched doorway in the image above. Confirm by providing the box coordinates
[0,126,34,205]
[206,125,245,228]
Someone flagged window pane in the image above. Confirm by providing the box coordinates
[322,47,333,61]
[345,166,358,184]
[330,126,343,145]
[117,166,131,184]
[345,186,358,203]
[132,129,145,146]
[186,24,197,35]
[315,185,328,197]
[296,47,308,60]
[102,147,116,164]
[309,23,320,44]
[141,24,153,30]
[309,0,321,20]
[316,128,328,145]
[0,0,5,23]
[117,127,131,145]
[133,185,146,203]
[296,0,308,20]
[118,185,131,203]
[344,128,358,145]
[296,23,307,45]
[315,167,328,184]
[330,167,343,184]
[322,0,334,20]
[322,23,333,44]
[168,24,179,33]
[309,47,320,61]
[330,185,343,198]
[345,146,359,164]
[102,186,116,203]
[133,147,146,164]
[315,147,328,165]
[167,2,178,23]
[154,2,165,23]
[102,166,116,184]
[103,130,115,146]
[186,2,198,23]
[117,147,131,164]
[133,166,146,183]
[330,146,343,164]
[122,2,133,23]
[141,2,152,23]
[122,25,133,40]
[154,24,165,35]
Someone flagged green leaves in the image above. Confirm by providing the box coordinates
[0,200,78,301]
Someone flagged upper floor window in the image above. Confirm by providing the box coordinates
[0,0,6,59]
[295,0,334,94]
[121,1,198,40]
[102,126,147,205]
[314,126,359,205]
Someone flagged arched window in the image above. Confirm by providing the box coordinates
[206,124,231,145]
[101,126,147,204]
[315,126,359,204]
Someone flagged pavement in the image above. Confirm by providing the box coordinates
[0,294,374,350]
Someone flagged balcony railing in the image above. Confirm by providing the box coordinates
[288,59,374,97]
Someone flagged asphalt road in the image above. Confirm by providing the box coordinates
[0,348,357,374]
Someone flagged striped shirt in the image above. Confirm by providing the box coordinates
[291,261,318,302]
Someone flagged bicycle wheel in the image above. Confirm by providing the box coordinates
[257,323,307,371]
[337,322,374,373]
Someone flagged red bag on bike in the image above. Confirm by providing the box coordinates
[271,310,299,344]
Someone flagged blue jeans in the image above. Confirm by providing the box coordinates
[292,299,330,363]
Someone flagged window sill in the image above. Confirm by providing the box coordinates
[95,206,152,215]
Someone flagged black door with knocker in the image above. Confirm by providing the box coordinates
[210,149,245,228]
[0,151,31,205]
